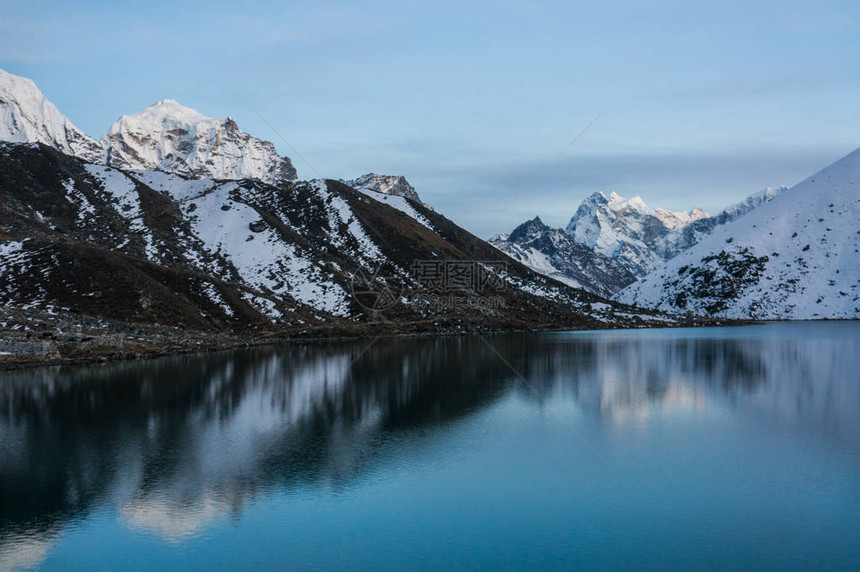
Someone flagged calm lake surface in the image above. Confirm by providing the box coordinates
[1,322,859,570]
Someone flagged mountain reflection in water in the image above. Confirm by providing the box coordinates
[0,323,858,569]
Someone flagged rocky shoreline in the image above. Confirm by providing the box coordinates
[0,304,739,371]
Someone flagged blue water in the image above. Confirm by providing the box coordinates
[1,322,859,570]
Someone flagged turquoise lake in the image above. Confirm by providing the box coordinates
[1,322,859,570]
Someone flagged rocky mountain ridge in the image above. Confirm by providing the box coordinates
[0,142,693,365]
[489,217,635,297]
[345,173,423,203]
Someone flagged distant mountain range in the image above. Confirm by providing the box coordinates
[492,187,786,295]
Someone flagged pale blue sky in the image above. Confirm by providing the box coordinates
[2,0,858,235]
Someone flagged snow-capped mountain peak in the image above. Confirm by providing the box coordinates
[102,100,297,184]
[0,68,101,162]
[564,190,708,275]
[124,99,210,124]
[608,192,650,213]
[345,173,423,203]
[0,69,300,185]
[655,205,710,230]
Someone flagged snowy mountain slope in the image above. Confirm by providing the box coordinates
[0,142,682,338]
[717,186,785,221]
[350,185,434,230]
[489,217,635,297]
[0,68,101,162]
[616,148,860,319]
[102,100,297,184]
[346,173,422,203]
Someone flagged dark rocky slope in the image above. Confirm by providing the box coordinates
[0,143,697,366]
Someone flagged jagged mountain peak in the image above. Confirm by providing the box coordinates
[607,191,650,212]
[489,215,637,297]
[508,216,549,243]
[571,190,653,227]
[103,99,297,184]
[0,68,40,101]
[111,99,244,138]
[576,190,704,225]
[655,204,710,230]
[564,189,716,275]
[345,173,423,203]
[583,190,609,205]
[0,68,102,162]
